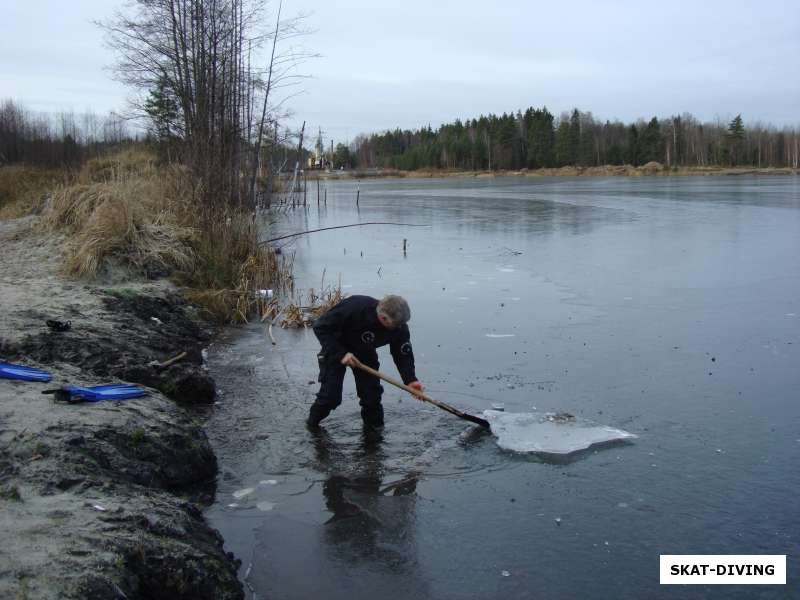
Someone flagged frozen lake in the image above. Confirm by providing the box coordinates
[205,175,799,599]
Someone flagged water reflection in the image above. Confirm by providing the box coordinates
[245,428,429,600]
[312,429,422,578]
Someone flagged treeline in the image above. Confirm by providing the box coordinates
[0,100,133,168]
[353,108,800,171]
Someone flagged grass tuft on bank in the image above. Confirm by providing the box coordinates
[34,147,290,322]
[41,159,198,278]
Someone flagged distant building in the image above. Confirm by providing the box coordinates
[307,127,331,170]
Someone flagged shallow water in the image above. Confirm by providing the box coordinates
[205,176,800,599]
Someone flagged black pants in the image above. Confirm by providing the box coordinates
[309,351,384,425]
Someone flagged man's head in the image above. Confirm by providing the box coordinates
[376,295,410,330]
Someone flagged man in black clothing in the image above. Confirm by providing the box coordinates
[308,294,424,429]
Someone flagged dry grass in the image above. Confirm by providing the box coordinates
[37,146,293,323]
[41,160,198,278]
[79,147,158,184]
[181,210,293,322]
[0,165,67,219]
[280,274,345,328]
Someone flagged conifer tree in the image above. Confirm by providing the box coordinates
[526,107,555,168]
[568,109,581,165]
[144,76,180,143]
[626,124,639,166]
[555,120,573,167]
[726,114,745,165]
[638,117,663,164]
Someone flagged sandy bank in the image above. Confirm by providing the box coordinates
[0,217,242,599]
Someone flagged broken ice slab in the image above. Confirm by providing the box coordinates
[233,487,255,499]
[483,410,637,455]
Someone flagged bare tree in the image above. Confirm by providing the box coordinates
[100,0,314,209]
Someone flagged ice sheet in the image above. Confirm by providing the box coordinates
[483,410,637,454]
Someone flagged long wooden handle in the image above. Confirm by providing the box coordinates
[350,358,490,428]
[352,359,441,404]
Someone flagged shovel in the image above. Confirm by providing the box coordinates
[350,358,490,429]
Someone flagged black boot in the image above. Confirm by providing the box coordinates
[360,404,384,429]
[307,404,331,430]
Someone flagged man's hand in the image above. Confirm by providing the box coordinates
[407,380,424,400]
[340,352,356,367]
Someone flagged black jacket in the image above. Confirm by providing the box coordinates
[312,295,417,384]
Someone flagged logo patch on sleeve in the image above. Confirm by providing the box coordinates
[361,331,375,344]
[400,342,412,355]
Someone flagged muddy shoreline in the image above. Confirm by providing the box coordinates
[0,218,243,599]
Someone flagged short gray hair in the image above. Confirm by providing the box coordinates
[377,295,410,325]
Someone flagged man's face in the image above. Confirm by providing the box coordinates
[377,313,398,330]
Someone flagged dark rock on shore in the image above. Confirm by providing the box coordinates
[8,289,216,404]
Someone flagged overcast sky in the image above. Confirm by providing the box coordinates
[2,0,798,145]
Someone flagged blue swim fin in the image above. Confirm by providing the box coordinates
[0,361,53,382]
[42,384,148,403]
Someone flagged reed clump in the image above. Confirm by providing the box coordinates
[280,282,345,329]
[41,158,198,279]
[183,216,293,323]
[39,147,292,323]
